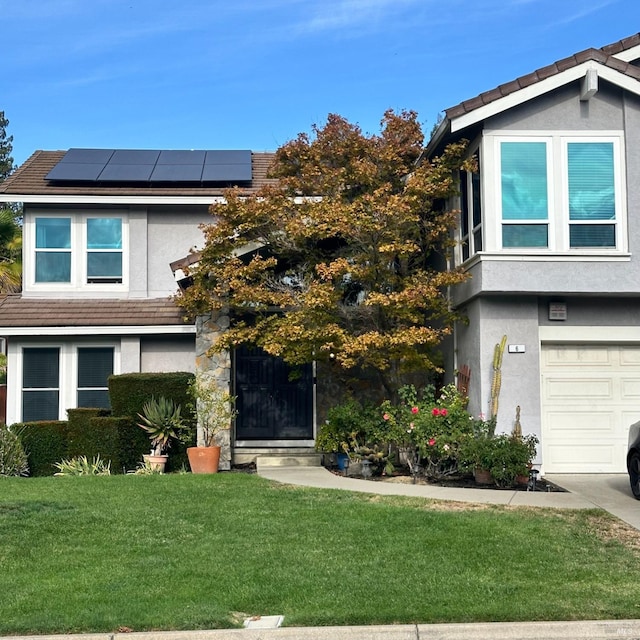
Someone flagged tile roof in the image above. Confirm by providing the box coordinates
[0,150,276,198]
[444,43,640,120]
[0,296,190,328]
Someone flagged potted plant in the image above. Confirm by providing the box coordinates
[187,372,237,474]
[137,396,185,472]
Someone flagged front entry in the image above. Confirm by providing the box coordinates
[235,347,314,442]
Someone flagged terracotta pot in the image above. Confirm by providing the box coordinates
[143,454,168,473]
[474,468,493,485]
[516,474,530,486]
[187,446,221,474]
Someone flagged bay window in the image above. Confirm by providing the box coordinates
[492,133,624,253]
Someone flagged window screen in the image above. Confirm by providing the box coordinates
[77,347,113,408]
[22,347,59,422]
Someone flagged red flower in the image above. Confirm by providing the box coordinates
[440,408,448,417]
[411,406,419,414]
[431,408,440,416]
[428,438,436,446]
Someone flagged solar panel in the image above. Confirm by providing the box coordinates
[98,163,155,182]
[150,164,204,182]
[46,148,253,184]
[202,163,252,182]
[158,150,206,165]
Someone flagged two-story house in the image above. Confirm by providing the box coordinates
[0,149,318,469]
[427,33,640,473]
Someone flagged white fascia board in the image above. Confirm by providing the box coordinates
[450,62,640,133]
[612,45,640,63]
[2,324,196,337]
[0,194,229,205]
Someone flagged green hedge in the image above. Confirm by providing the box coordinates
[15,373,197,476]
[108,372,196,422]
[17,421,69,477]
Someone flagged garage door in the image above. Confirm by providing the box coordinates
[541,345,640,472]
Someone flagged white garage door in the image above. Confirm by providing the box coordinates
[541,344,640,472]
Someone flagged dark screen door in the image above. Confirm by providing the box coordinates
[235,346,313,440]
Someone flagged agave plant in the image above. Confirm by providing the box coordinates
[137,396,185,455]
[54,455,111,476]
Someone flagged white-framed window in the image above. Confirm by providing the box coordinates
[77,347,114,408]
[28,212,128,290]
[486,132,626,253]
[458,147,483,262]
[22,347,60,422]
[19,343,118,422]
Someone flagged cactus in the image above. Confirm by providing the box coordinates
[489,335,507,421]
[512,405,522,439]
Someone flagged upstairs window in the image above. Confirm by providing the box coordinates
[458,149,482,262]
[35,218,71,282]
[30,214,127,289]
[86,218,123,283]
[494,134,624,253]
[500,141,549,248]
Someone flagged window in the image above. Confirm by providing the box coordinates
[494,134,623,253]
[35,218,71,282]
[31,214,126,288]
[500,141,549,248]
[459,149,483,261]
[86,218,122,283]
[22,347,59,422]
[77,347,113,408]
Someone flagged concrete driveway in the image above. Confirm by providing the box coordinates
[546,474,640,529]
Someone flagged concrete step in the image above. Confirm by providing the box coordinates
[255,453,323,470]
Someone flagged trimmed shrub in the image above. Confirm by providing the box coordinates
[17,421,69,477]
[90,415,148,474]
[108,372,196,472]
[67,408,111,458]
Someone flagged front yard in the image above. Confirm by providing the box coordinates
[1,473,640,635]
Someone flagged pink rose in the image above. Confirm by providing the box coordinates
[431,408,440,417]
[440,408,448,417]
[383,413,390,421]
[411,406,419,414]
[428,438,436,446]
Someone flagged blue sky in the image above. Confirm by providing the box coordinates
[4,0,638,168]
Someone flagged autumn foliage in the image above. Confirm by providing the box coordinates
[177,110,473,396]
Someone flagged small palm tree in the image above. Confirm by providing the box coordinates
[0,208,21,293]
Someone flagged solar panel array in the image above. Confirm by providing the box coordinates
[46,149,253,183]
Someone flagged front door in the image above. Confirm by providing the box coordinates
[235,346,313,442]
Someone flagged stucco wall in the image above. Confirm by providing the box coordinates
[140,336,196,372]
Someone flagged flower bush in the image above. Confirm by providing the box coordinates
[380,384,487,479]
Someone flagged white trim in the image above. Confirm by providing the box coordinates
[539,326,640,343]
[466,251,630,263]
[451,62,640,133]
[3,324,195,337]
[611,45,640,63]
[2,194,229,205]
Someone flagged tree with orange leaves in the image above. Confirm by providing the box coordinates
[177,110,473,398]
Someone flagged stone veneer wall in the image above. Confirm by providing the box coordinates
[195,311,232,470]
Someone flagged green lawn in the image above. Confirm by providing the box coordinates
[1,473,640,635]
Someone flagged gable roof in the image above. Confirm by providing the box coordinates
[426,33,640,155]
[0,150,276,205]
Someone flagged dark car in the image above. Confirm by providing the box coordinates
[627,420,640,499]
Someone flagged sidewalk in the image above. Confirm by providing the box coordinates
[6,619,640,640]
[256,465,597,509]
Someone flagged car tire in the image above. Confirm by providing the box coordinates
[629,451,640,500]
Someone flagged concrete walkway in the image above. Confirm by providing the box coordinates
[257,465,598,509]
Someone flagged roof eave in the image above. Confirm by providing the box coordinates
[449,61,640,134]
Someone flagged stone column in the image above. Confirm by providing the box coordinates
[195,310,232,470]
